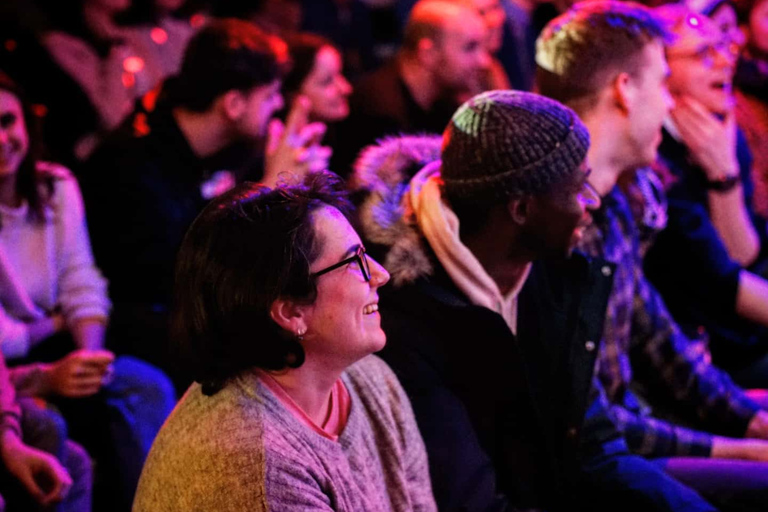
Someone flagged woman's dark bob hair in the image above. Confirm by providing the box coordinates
[172,172,352,395]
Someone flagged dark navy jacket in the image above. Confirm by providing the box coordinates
[378,254,714,512]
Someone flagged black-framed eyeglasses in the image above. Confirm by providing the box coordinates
[311,246,371,282]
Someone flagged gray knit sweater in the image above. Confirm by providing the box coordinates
[133,355,437,512]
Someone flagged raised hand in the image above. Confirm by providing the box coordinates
[670,95,738,180]
[263,96,332,187]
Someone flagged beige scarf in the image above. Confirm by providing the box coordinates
[407,162,530,333]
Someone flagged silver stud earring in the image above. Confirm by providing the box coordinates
[296,328,306,341]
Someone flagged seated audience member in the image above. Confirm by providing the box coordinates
[40,0,152,162]
[0,354,91,512]
[119,0,198,94]
[282,32,351,157]
[79,19,328,387]
[0,72,175,512]
[465,0,512,98]
[134,174,437,512]
[332,0,491,178]
[642,6,768,386]
[353,91,716,512]
[537,2,768,508]
[734,0,768,218]
[0,1,101,172]
[659,6,763,268]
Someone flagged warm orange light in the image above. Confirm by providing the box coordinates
[133,113,151,137]
[32,104,48,118]
[151,27,168,45]
[123,56,145,74]
[122,72,136,89]
[190,14,206,29]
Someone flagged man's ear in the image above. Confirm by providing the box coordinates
[507,197,531,226]
[612,71,635,114]
[220,90,247,121]
[269,298,308,336]
[416,37,438,67]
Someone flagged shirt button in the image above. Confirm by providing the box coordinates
[585,340,596,352]
[601,265,612,277]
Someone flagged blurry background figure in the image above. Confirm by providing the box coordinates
[0,72,175,512]
[79,20,329,394]
[332,0,490,178]
[119,0,197,95]
[646,6,768,389]
[460,0,511,100]
[397,0,567,91]
[660,6,762,267]
[0,0,149,169]
[734,0,768,217]
[282,33,352,162]
[282,34,352,124]
[40,0,151,161]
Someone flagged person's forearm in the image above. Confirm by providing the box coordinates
[711,435,768,461]
[69,317,107,350]
[27,315,64,347]
[735,270,768,327]
[708,185,761,267]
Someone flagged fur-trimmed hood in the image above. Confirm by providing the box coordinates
[351,135,443,287]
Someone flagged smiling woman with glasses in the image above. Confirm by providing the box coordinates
[133,172,437,512]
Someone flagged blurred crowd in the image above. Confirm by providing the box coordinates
[1,0,768,511]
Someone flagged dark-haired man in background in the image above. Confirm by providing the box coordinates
[80,18,327,386]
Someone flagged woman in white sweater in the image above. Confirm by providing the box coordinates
[0,72,175,512]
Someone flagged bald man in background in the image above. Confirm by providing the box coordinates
[331,0,491,178]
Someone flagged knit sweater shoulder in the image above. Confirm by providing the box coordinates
[133,354,437,512]
[0,165,110,359]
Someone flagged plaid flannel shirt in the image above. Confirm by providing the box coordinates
[577,187,760,458]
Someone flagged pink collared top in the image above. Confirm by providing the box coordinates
[257,371,351,442]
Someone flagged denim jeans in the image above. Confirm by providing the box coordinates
[53,356,175,511]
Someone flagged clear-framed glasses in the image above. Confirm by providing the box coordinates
[311,246,371,282]
[667,40,732,68]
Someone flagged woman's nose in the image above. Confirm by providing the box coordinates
[368,257,390,287]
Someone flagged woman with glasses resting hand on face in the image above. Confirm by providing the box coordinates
[133,172,437,512]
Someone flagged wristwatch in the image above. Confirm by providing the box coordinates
[704,173,741,192]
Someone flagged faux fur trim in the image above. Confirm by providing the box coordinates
[351,135,443,287]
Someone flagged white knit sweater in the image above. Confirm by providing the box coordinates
[0,167,111,359]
